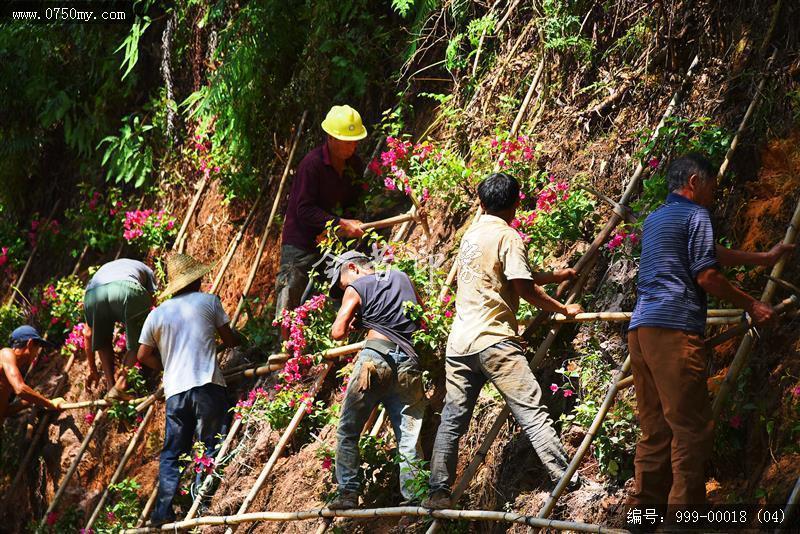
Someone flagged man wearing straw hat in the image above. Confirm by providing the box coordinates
[1,325,65,426]
[275,105,368,333]
[82,258,157,400]
[137,253,239,525]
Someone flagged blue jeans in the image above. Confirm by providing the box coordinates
[429,340,570,494]
[335,347,426,500]
[151,383,229,522]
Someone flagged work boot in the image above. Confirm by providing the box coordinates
[327,490,359,509]
[421,490,451,510]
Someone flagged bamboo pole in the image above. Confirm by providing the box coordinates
[779,476,800,534]
[224,361,334,534]
[71,244,90,276]
[426,55,702,534]
[11,353,76,489]
[174,175,209,253]
[122,506,629,533]
[359,211,416,231]
[550,309,743,323]
[232,111,308,327]
[5,199,61,306]
[39,408,106,526]
[136,483,159,527]
[712,194,800,420]
[49,396,149,411]
[210,184,268,294]
[85,404,157,530]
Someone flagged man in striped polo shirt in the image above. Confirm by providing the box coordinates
[628,153,794,511]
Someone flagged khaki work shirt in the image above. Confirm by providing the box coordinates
[446,214,533,356]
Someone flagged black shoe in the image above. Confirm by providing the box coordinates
[421,490,451,510]
[328,490,359,509]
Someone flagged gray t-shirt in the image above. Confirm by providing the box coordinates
[139,292,229,399]
[86,259,157,293]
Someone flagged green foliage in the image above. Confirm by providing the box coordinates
[358,434,400,505]
[399,455,430,503]
[98,114,155,188]
[92,478,142,533]
[0,205,29,271]
[36,506,84,533]
[0,304,26,347]
[29,275,85,341]
[107,365,149,423]
[540,0,594,62]
[115,8,152,81]
[558,346,639,482]
[444,14,497,73]
[64,183,127,255]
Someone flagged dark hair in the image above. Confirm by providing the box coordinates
[174,278,203,296]
[666,153,716,192]
[477,172,520,213]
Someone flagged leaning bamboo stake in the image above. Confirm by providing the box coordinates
[85,404,157,530]
[5,199,61,306]
[136,484,159,527]
[779,475,800,534]
[71,243,90,276]
[426,55,702,534]
[123,506,629,534]
[210,184,269,293]
[39,408,106,526]
[712,193,800,420]
[224,361,335,534]
[174,175,209,253]
[11,353,76,489]
[232,111,308,327]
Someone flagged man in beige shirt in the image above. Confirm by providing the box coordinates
[423,172,582,509]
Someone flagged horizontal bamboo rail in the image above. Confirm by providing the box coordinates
[550,309,743,323]
[359,211,416,231]
[123,506,629,533]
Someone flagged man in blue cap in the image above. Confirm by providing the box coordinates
[1,325,65,426]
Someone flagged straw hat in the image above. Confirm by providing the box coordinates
[160,253,212,299]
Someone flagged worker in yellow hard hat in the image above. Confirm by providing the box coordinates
[276,105,368,336]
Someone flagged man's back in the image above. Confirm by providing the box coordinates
[631,193,719,334]
[447,214,534,356]
[139,292,228,399]
[87,258,156,292]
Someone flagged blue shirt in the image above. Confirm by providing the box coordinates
[629,193,720,333]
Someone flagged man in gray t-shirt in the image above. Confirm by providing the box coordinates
[137,254,239,525]
[83,258,157,398]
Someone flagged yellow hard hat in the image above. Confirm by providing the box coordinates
[321,105,367,141]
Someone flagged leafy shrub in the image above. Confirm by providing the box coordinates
[0,304,25,347]
[92,478,142,533]
[64,183,127,255]
[98,114,155,188]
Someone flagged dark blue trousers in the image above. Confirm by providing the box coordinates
[151,383,228,522]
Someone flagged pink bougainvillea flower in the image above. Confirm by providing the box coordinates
[729,415,742,429]
[322,456,333,470]
[384,177,396,191]
[421,187,430,203]
[368,158,383,176]
[84,412,96,425]
[563,389,574,398]
[444,310,453,319]
[45,511,59,526]
[648,157,660,169]
[549,383,559,393]
[106,511,116,522]
[441,294,451,304]
[792,385,800,397]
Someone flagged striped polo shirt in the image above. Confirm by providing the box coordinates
[629,193,720,334]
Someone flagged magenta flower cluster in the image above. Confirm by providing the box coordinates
[123,209,176,242]
[606,229,639,251]
[370,137,436,198]
[273,294,327,386]
[489,134,537,168]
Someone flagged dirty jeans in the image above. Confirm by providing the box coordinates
[152,383,229,522]
[628,327,713,507]
[429,340,570,494]
[335,347,426,501]
[274,245,321,322]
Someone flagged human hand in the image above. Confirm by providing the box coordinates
[563,303,584,317]
[765,243,795,266]
[50,397,66,411]
[748,300,775,325]
[338,218,365,238]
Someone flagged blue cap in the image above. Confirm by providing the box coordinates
[10,325,53,348]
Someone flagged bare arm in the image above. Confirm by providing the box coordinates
[532,268,577,285]
[511,279,582,316]
[715,243,795,267]
[1,351,59,410]
[216,323,241,350]
[696,267,774,324]
[136,343,162,371]
[331,287,361,340]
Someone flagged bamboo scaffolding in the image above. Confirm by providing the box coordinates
[224,361,335,534]
[550,309,743,323]
[10,353,76,489]
[425,54,701,534]
[39,408,106,525]
[174,175,209,254]
[537,51,784,524]
[426,56,700,534]
[231,111,308,327]
[122,506,629,533]
[5,199,61,306]
[71,243,90,276]
[85,404,157,530]
[712,194,800,420]
[359,211,416,231]
[136,484,159,527]
[779,476,800,534]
